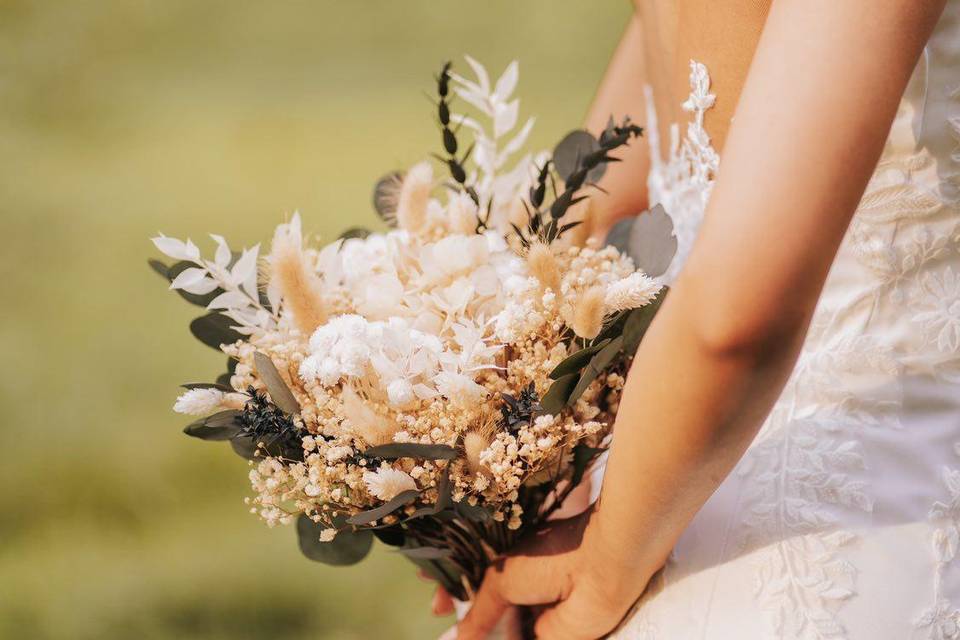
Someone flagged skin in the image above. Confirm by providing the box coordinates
[442,1,947,638]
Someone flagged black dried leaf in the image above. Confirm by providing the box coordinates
[189,313,243,351]
[180,382,234,392]
[373,526,407,547]
[297,514,374,566]
[347,489,420,526]
[253,352,300,415]
[237,386,306,461]
[499,382,541,433]
[339,227,372,241]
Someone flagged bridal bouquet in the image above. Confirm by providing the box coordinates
[151,58,666,609]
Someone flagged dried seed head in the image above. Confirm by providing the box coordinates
[463,414,496,474]
[526,241,562,293]
[448,192,479,235]
[572,285,606,340]
[342,386,398,446]
[396,161,433,234]
[269,218,326,337]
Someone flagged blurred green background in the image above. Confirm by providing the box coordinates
[0,2,629,638]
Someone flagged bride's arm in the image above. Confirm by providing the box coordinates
[456,1,946,638]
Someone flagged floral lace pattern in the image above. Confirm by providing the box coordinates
[612,3,960,637]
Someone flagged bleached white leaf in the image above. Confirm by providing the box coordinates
[497,117,535,166]
[266,280,282,314]
[169,267,208,290]
[152,235,198,262]
[494,100,519,138]
[207,290,250,311]
[493,60,519,102]
[454,86,492,116]
[231,245,259,297]
[184,238,201,261]
[182,276,219,296]
[210,234,231,268]
[463,54,491,95]
[450,113,483,133]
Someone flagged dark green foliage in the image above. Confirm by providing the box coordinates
[540,373,579,415]
[252,352,300,415]
[189,313,243,350]
[296,514,374,566]
[346,490,420,525]
[605,204,678,278]
[567,335,624,405]
[183,410,244,441]
[548,339,611,380]
[363,442,458,460]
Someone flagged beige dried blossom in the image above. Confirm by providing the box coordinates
[526,241,562,293]
[571,285,606,340]
[396,161,433,233]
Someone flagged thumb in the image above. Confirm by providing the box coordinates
[534,588,612,640]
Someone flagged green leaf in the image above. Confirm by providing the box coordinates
[346,490,420,526]
[180,382,234,392]
[229,434,259,460]
[567,335,624,406]
[570,444,607,488]
[548,339,611,380]
[540,373,579,415]
[621,288,667,356]
[552,130,606,183]
[148,258,169,279]
[183,410,243,441]
[190,313,243,351]
[253,352,300,415]
[364,443,458,461]
[296,514,374,566]
[397,546,452,560]
[455,500,493,523]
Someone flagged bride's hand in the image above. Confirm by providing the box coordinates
[453,508,652,640]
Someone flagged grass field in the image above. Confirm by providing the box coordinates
[0,2,629,637]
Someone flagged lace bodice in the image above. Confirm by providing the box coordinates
[612,3,960,638]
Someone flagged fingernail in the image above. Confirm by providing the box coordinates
[438,627,457,640]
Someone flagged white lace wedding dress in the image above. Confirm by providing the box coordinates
[611,3,960,639]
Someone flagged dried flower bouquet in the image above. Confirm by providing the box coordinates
[151,57,665,606]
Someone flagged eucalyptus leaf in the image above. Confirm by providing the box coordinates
[621,288,667,356]
[567,335,624,406]
[397,546,453,560]
[347,490,420,526]
[364,442,458,461]
[540,373,579,415]
[552,130,606,184]
[190,313,244,351]
[548,339,611,380]
[571,444,607,488]
[229,434,259,460]
[604,217,634,254]
[183,418,242,441]
[296,514,373,566]
[253,352,300,415]
[455,500,493,523]
[626,204,677,278]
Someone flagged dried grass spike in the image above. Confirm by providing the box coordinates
[571,285,606,340]
[269,215,326,337]
[396,161,433,233]
[526,241,561,293]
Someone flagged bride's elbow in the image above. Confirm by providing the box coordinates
[684,293,807,362]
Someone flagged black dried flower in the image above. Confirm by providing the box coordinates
[239,386,307,461]
[499,382,542,434]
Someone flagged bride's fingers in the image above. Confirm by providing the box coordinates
[432,586,455,616]
[456,572,509,640]
[534,589,614,640]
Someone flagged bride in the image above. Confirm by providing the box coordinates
[447,0,959,638]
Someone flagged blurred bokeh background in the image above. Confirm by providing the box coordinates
[0,2,629,638]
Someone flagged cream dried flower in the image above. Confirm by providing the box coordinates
[363,466,418,501]
[173,388,226,415]
[526,241,561,292]
[319,528,338,542]
[605,272,661,313]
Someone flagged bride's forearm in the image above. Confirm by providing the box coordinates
[586,0,945,589]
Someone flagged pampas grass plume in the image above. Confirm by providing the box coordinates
[527,241,561,292]
[269,216,326,337]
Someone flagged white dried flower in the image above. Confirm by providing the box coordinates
[604,272,662,313]
[319,528,338,542]
[396,162,433,233]
[173,388,225,415]
[363,466,418,501]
